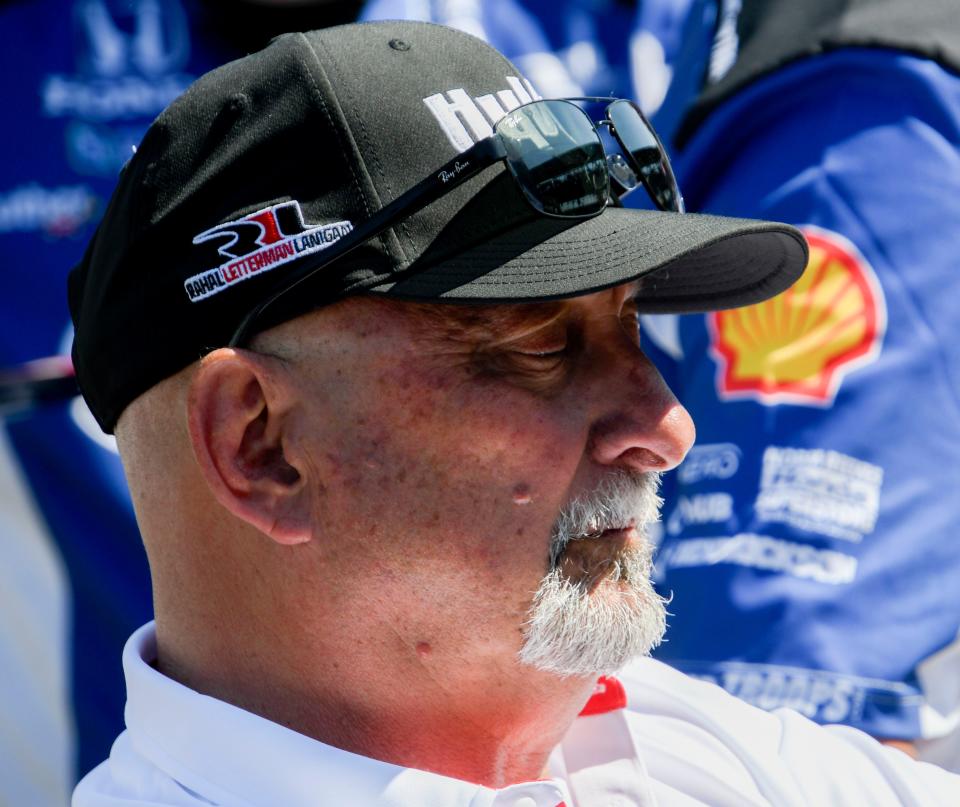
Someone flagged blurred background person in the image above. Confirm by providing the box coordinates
[0,2,360,804]
[642,0,960,769]
[363,0,960,769]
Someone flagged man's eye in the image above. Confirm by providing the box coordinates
[517,346,567,359]
[511,344,570,367]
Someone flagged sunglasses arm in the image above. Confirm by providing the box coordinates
[228,138,506,346]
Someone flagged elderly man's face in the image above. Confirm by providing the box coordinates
[268,282,694,678]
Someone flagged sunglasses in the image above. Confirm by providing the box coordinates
[228,97,682,346]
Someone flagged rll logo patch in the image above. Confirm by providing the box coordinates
[184,201,352,302]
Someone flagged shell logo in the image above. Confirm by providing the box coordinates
[709,226,886,406]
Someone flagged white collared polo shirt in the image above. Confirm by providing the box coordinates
[74,623,960,806]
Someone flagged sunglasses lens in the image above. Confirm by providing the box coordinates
[496,100,608,217]
[607,99,682,212]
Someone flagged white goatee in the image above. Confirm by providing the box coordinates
[519,471,668,677]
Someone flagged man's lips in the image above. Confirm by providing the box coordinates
[571,523,639,543]
[570,526,638,551]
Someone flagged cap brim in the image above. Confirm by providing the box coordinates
[376,207,807,313]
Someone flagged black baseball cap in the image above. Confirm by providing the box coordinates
[69,20,808,433]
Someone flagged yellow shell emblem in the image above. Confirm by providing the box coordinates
[710,227,885,405]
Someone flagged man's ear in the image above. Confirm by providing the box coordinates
[186,348,310,545]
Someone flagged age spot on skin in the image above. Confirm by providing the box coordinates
[512,483,532,505]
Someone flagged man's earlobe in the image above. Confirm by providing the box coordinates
[186,348,311,545]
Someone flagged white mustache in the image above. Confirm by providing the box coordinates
[550,471,662,568]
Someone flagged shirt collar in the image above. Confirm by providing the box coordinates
[123,623,571,807]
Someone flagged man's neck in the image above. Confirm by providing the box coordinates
[298,669,595,787]
[155,613,596,788]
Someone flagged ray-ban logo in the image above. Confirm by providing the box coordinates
[438,161,469,183]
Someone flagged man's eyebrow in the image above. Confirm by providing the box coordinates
[402,300,569,345]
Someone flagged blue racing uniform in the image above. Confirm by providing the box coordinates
[648,47,960,745]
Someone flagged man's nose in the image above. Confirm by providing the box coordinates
[586,346,695,473]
